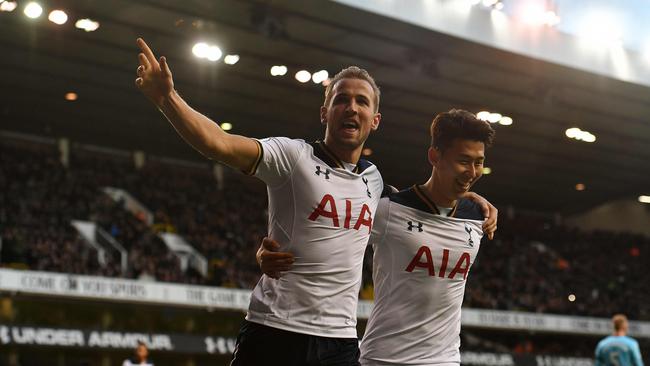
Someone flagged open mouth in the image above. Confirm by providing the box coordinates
[342,121,359,131]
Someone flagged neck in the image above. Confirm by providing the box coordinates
[614,330,626,336]
[323,137,362,164]
[422,175,456,208]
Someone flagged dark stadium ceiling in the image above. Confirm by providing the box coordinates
[1,0,649,214]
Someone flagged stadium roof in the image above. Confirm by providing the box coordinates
[1,0,649,214]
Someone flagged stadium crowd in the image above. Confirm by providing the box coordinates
[2,138,649,323]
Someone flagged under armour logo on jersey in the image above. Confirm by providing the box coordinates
[465,224,474,247]
[407,221,423,232]
[315,166,330,179]
[362,177,371,198]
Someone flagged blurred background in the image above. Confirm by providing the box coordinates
[1,0,649,365]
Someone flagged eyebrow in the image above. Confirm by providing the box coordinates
[458,154,484,160]
[334,92,371,100]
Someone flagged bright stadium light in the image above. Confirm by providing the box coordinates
[519,1,560,27]
[224,54,239,65]
[192,42,209,58]
[487,112,502,123]
[220,122,232,131]
[75,18,100,32]
[312,70,329,84]
[24,2,43,19]
[521,2,546,25]
[48,10,68,25]
[564,127,596,142]
[639,195,650,204]
[565,127,579,138]
[544,10,561,26]
[1,1,17,12]
[476,111,490,121]
[498,116,513,125]
[482,167,492,175]
[582,132,596,143]
[270,65,287,76]
[362,147,373,156]
[206,46,222,62]
[295,70,311,83]
[575,183,585,191]
[568,294,576,302]
[565,127,595,142]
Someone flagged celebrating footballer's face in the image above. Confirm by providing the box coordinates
[320,77,381,156]
[427,109,494,207]
[429,139,485,204]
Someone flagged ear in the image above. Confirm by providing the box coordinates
[428,147,439,166]
[370,113,381,131]
[320,106,327,125]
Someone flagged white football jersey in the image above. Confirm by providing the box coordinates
[246,137,384,338]
[361,185,484,365]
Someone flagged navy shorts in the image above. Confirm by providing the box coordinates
[230,320,360,366]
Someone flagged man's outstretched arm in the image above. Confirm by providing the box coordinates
[135,38,259,171]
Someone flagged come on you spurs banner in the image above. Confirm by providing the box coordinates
[0,268,251,310]
[1,269,650,337]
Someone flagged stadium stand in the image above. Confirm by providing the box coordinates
[2,135,649,365]
[2,137,650,321]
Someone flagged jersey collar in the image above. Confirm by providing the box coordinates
[310,140,374,174]
[413,184,457,217]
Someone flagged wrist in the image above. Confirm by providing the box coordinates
[158,89,179,112]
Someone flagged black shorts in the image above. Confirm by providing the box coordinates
[230,320,360,366]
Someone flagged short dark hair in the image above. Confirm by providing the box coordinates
[430,109,495,152]
[324,66,380,112]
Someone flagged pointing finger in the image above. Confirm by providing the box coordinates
[137,38,158,69]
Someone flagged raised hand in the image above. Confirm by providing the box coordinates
[135,38,174,108]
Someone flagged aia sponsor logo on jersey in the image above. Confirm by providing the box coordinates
[405,246,471,280]
[308,194,373,233]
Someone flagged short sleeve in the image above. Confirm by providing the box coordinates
[369,197,390,247]
[252,137,307,188]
